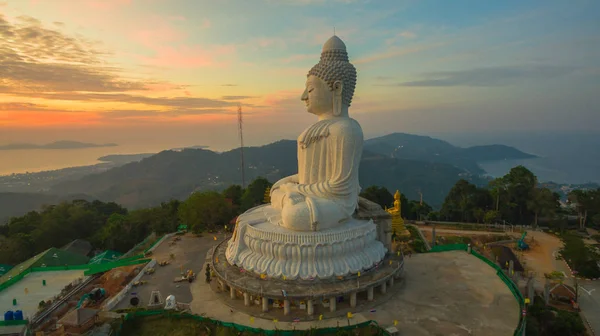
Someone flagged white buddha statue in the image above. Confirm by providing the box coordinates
[269,35,361,232]
[226,35,386,280]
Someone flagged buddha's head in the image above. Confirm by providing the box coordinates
[301,35,357,118]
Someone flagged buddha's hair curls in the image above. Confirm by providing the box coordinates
[308,49,357,107]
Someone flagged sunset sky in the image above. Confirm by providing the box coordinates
[0,0,598,151]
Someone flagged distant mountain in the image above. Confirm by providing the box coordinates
[98,153,155,164]
[50,137,491,210]
[3,133,533,219]
[363,133,535,173]
[0,141,118,150]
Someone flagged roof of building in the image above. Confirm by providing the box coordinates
[61,239,93,257]
[550,283,576,299]
[0,247,90,283]
[59,308,98,326]
[88,250,123,265]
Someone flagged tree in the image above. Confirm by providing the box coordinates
[440,179,492,222]
[179,191,233,233]
[405,200,432,220]
[222,185,243,207]
[528,188,560,228]
[484,210,500,224]
[568,189,599,230]
[240,177,272,212]
[503,165,537,225]
[360,186,394,209]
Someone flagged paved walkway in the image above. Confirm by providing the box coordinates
[190,251,519,336]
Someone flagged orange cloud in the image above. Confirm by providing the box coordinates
[0,110,101,127]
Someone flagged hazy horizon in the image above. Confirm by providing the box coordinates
[2,130,599,186]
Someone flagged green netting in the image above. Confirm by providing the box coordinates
[89,250,123,265]
[117,310,389,336]
[143,234,166,253]
[84,258,152,276]
[429,244,468,252]
[0,319,28,326]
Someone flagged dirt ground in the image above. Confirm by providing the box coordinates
[518,231,570,281]
[191,251,519,336]
[421,230,513,246]
[99,265,142,297]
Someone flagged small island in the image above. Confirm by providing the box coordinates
[0,141,118,151]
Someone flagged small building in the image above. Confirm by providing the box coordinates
[549,283,576,302]
[58,308,99,335]
[0,323,28,336]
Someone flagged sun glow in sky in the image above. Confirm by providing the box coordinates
[0,0,599,151]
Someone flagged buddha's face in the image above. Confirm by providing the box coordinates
[301,75,333,116]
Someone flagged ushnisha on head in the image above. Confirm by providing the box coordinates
[301,35,357,118]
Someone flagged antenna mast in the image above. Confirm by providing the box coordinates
[237,104,246,188]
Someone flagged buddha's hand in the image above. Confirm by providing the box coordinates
[281,183,305,205]
[271,174,299,193]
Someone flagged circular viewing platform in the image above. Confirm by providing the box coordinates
[210,238,404,318]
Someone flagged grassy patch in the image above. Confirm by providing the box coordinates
[560,233,600,279]
[407,226,428,253]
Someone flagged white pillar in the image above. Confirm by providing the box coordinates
[284,299,290,316]
[230,286,235,299]
[244,292,250,306]
[262,297,269,312]
[329,297,337,312]
[381,282,387,294]
[367,287,374,301]
[307,300,314,316]
[350,292,357,308]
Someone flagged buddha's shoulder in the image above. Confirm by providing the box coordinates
[328,118,363,135]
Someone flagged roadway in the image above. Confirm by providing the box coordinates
[578,280,600,334]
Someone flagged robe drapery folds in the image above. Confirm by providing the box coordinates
[295,117,363,226]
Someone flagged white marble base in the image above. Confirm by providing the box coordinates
[226,205,387,280]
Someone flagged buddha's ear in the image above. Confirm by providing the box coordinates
[333,80,343,94]
[332,80,343,116]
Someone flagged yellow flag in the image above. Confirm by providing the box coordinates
[393,320,398,326]
[347,312,353,318]
[389,260,393,265]
[214,236,217,241]
[283,275,287,280]
[250,317,254,324]
[319,314,323,321]
[216,257,219,263]
[397,251,400,256]
[357,271,361,277]
[261,274,267,279]
[524,298,530,304]
[273,319,278,323]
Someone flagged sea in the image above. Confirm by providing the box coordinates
[1,132,598,185]
[437,132,600,185]
[0,144,171,176]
